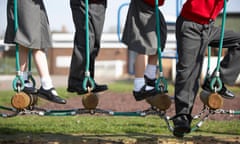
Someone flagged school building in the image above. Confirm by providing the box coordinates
[48,22,177,80]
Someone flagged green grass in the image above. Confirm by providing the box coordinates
[0,80,240,138]
[0,115,239,136]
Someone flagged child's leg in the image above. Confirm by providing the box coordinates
[32,49,53,90]
[133,54,158,101]
[32,49,66,104]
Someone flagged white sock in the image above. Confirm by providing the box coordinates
[40,76,53,90]
[134,78,145,91]
[134,78,154,91]
[22,72,28,81]
[144,64,157,80]
[22,72,33,87]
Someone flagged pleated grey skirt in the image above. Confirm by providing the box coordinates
[122,0,167,55]
[4,0,52,49]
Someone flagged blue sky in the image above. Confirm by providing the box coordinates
[0,0,240,36]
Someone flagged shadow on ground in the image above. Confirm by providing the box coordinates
[0,127,240,144]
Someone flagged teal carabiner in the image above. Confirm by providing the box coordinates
[155,73,168,93]
[12,73,24,92]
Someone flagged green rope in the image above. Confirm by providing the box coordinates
[83,0,95,91]
[1,105,240,118]
[43,111,77,116]
[155,0,168,93]
[12,0,35,91]
[209,0,227,92]
[0,106,16,112]
[228,110,240,115]
[110,111,146,116]
[12,0,24,92]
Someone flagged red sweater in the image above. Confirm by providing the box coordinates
[181,0,224,24]
[143,0,165,7]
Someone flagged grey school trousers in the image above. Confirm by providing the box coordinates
[175,16,240,116]
[68,0,107,86]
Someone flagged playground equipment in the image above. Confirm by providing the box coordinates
[10,0,38,110]
[199,0,226,110]
[1,0,240,137]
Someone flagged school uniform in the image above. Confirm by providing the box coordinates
[174,0,240,136]
[68,0,107,92]
[4,0,67,105]
[4,0,52,49]
[122,0,167,55]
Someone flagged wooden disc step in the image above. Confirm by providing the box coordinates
[11,92,38,110]
[200,90,223,110]
[146,93,172,111]
[82,92,99,110]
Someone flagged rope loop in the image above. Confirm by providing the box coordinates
[210,76,222,92]
[83,71,95,91]
[27,72,36,88]
[12,72,24,92]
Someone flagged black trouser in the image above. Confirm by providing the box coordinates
[175,16,240,116]
[68,0,107,87]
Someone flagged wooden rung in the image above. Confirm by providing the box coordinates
[82,92,99,110]
[11,92,30,109]
[200,91,223,110]
[146,93,172,111]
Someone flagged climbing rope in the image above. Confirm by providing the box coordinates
[27,50,36,87]
[155,0,168,93]
[0,106,168,118]
[12,0,35,92]
[12,0,24,92]
[82,0,95,91]
[209,0,228,92]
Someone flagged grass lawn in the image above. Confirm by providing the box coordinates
[0,80,240,143]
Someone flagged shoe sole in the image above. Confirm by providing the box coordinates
[173,126,191,137]
[92,88,108,93]
[134,94,153,101]
[67,87,108,95]
[67,88,88,95]
[221,94,235,99]
[37,93,66,104]
[134,91,161,101]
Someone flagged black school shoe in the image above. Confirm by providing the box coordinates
[38,87,67,104]
[67,83,108,95]
[172,114,192,138]
[19,80,38,94]
[133,85,158,101]
[132,75,160,101]
[202,78,235,99]
[22,87,38,94]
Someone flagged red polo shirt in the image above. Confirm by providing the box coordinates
[181,0,224,24]
[143,0,165,7]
